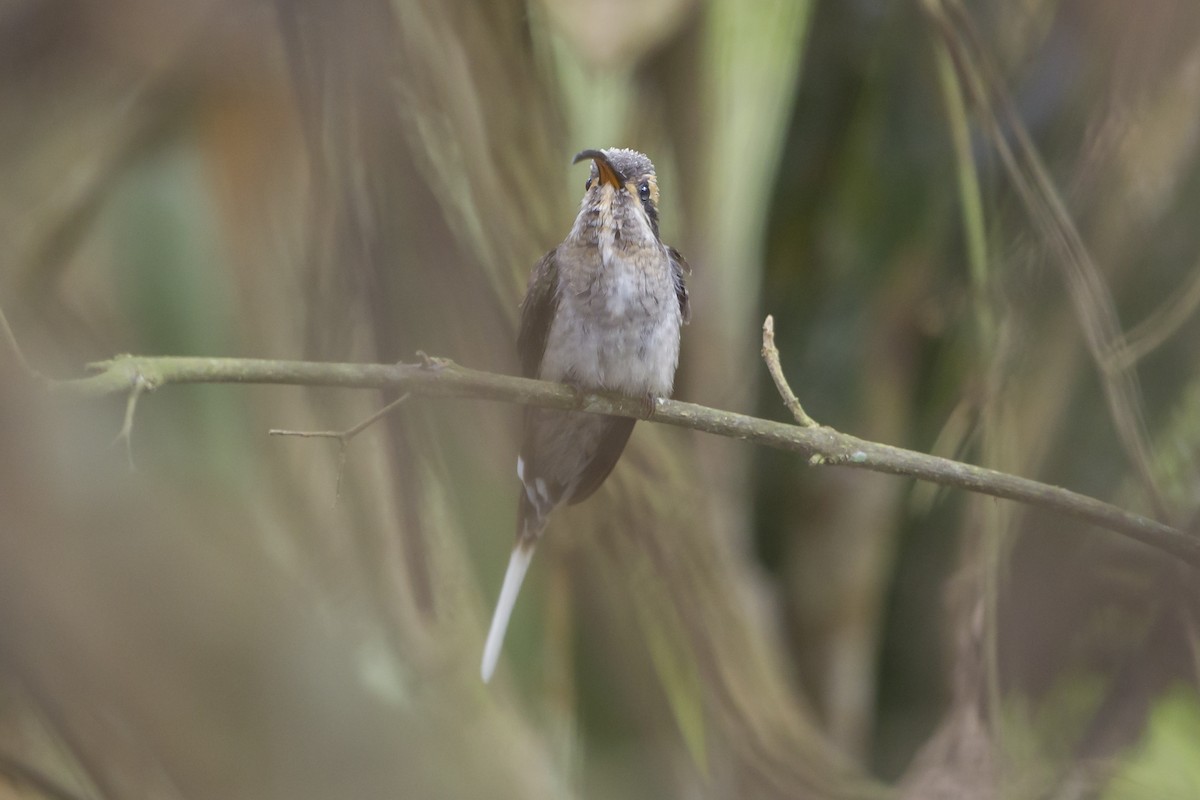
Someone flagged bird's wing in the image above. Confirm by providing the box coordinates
[668,246,691,325]
[564,416,636,505]
[516,247,635,509]
[517,249,559,379]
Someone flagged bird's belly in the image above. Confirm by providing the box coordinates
[541,264,680,397]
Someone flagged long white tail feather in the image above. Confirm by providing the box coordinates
[481,543,535,683]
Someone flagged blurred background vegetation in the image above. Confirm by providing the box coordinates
[1,0,1199,798]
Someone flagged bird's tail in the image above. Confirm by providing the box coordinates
[481,495,546,683]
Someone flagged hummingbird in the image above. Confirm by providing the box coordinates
[481,148,690,682]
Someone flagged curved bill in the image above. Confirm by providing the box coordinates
[573,149,624,189]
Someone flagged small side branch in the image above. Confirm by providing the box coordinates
[761,315,816,427]
[42,353,1199,569]
[270,393,411,502]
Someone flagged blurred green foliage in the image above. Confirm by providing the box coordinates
[1103,686,1200,800]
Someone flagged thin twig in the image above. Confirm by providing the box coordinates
[761,315,816,428]
[270,393,411,502]
[45,352,1199,569]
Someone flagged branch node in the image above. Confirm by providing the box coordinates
[761,315,817,428]
[416,351,450,371]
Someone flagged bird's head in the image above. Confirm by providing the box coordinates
[572,148,661,240]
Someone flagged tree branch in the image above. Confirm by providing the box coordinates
[45,352,1196,569]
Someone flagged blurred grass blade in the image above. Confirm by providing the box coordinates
[630,563,708,778]
[922,0,1167,517]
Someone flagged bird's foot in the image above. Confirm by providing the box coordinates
[562,377,590,409]
[638,395,660,420]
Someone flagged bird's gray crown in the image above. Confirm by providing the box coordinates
[602,148,655,179]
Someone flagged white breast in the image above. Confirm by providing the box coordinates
[540,242,681,398]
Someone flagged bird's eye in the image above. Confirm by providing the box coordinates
[585,177,593,191]
[638,181,651,202]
